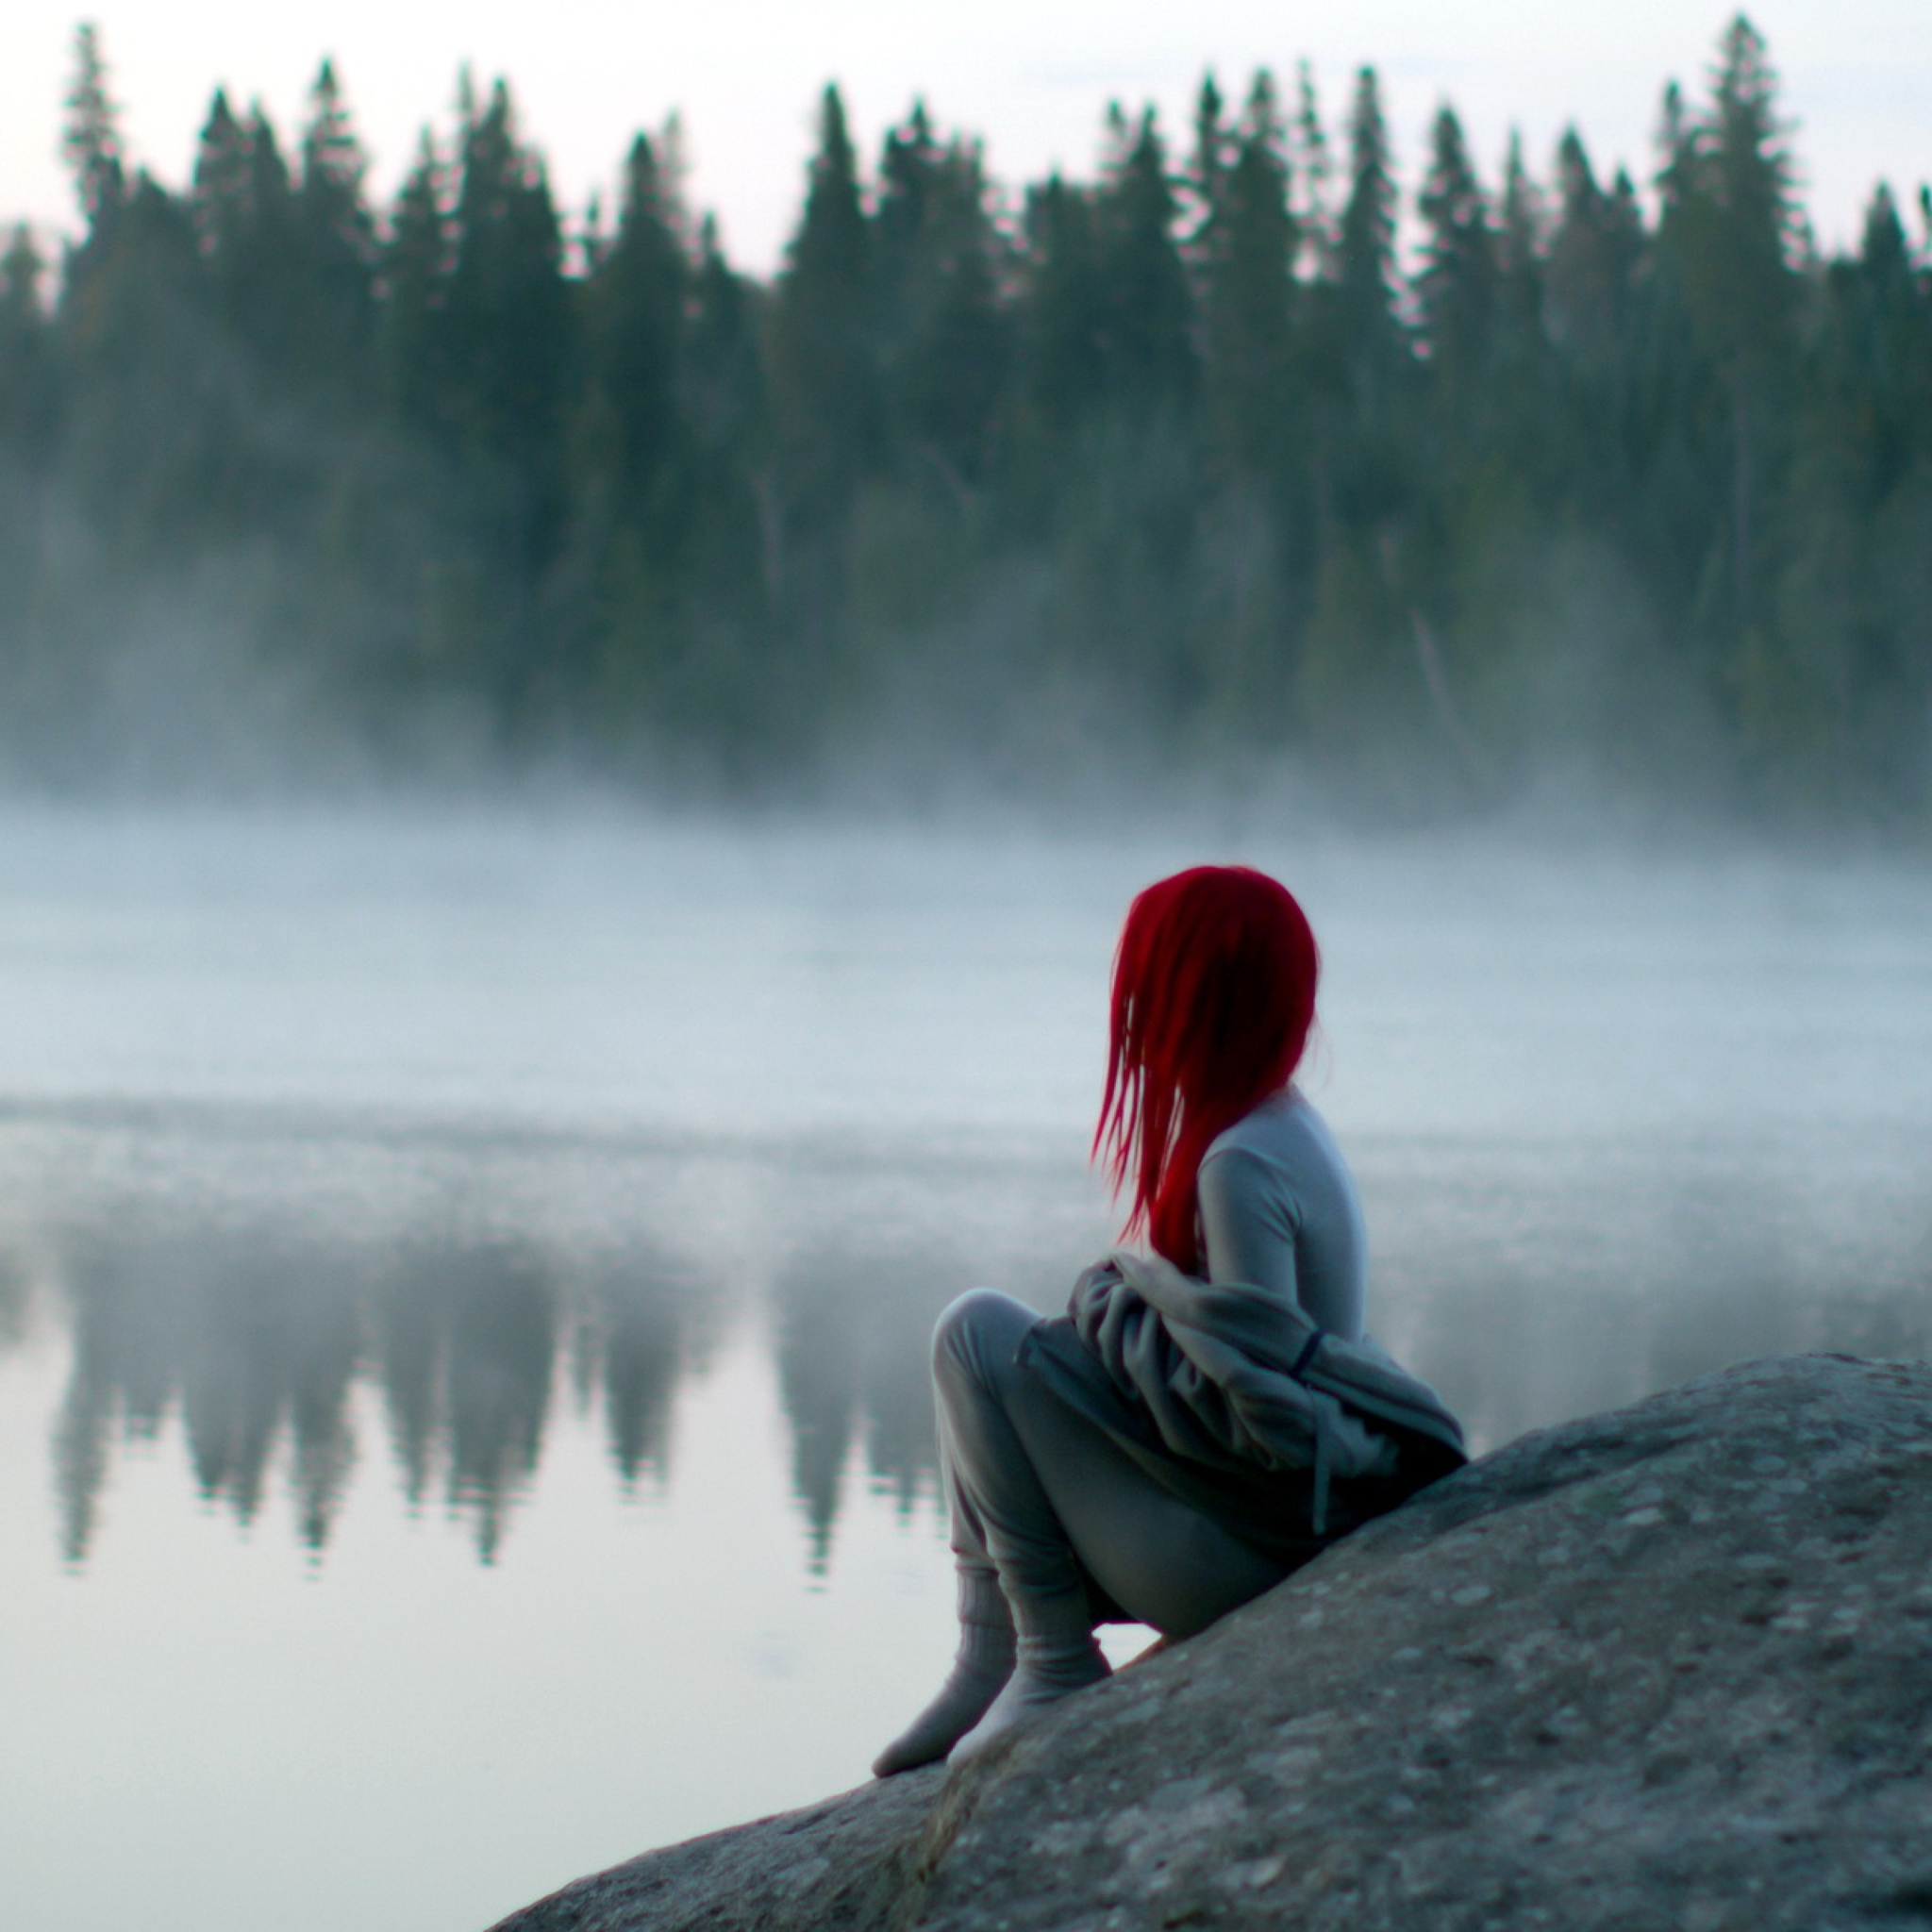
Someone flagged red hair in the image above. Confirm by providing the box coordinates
[1093,866,1320,1272]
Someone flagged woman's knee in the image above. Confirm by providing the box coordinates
[932,1288,1038,1385]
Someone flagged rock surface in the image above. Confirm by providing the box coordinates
[490,1355,1932,1932]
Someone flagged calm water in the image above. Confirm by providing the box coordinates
[2,807,1928,1932]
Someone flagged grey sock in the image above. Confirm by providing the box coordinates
[947,1588,1110,1766]
[872,1568,1016,1777]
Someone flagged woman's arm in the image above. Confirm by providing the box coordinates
[1196,1144,1302,1307]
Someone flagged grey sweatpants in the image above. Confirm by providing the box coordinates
[935,1288,1290,1639]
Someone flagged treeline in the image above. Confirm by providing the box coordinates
[1,18,1929,816]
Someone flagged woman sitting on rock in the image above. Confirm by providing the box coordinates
[874,864,1467,1775]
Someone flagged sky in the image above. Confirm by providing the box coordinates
[2,1,1928,275]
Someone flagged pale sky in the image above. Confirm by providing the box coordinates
[3,2,1927,275]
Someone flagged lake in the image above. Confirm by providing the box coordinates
[2,805,1927,1931]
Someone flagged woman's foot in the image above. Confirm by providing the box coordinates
[947,1628,1110,1765]
[873,1567,1016,1777]
[872,1652,1014,1775]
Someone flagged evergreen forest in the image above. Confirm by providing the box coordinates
[1,18,1928,821]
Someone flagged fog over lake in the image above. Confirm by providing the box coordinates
[2,806,1927,1932]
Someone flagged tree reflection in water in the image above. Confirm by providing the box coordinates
[578,1257,699,1494]
[23,1173,995,1570]
[374,1237,559,1562]
[772,1238,963,1572]
[6,1121,1100,1572]
[40,1213,717,1567]
[53,1223,367,1561]
[11,1124,1932,1569]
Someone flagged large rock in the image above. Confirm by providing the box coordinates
[491,1355,1932,1932]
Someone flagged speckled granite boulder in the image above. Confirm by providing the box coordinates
[490,1355,1932,1932]
[486,1764,945,1932]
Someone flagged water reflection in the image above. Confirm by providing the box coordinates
[53,1219,366,1560]
[8,1119,1932,1569]
[0,1249,30,1345]
[36,1197,719,1565]
[575,1255,701,1493]
[773,1237,959,1569]
[375,1236,560,1561]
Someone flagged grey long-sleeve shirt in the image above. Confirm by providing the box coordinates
[1196,1087,1367,1342]
[1027,1087,1455,1565]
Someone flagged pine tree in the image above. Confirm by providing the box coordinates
[1540,125,1651,560]
[1187,74,1232,246]
[873,103,1011,490]
[1294,66,1418,745]
[293,60,378,390]
[1657,15,1803,632]
[1546,128,1642,371]
[680,214,773,626]
[1415,106,1498,392]
[50,30,213,557]
[1838,188,1932,498]
[685,214,767,469]
[191,94,303,368]
[0,223,54,725]
[1092,106,1195,414]
[1301,63,1411,537]
[1017,172,1103,438]
[1704,15,1806,341]
[301,61,368,229]
[580,129,689,520]
[1196,72,1297,474]
[54,169,213,554]
[750,82,884,731]
[191,90,249,258]
[1495,132,1547,363]
[1334,68,1401,372]
[558,125,699,729]
[1007,96,1198,695]
[770,85,878,511]
[443,78,568,480]
[381,132,452,437]
[434,76,571,721]
[1289,63,1333,269]
[1769,180,1932,808]
[62,24,125,228]
[874,100,943,288]
[0,226,54,461]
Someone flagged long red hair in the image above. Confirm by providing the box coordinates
[1093,866,1320,1272]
